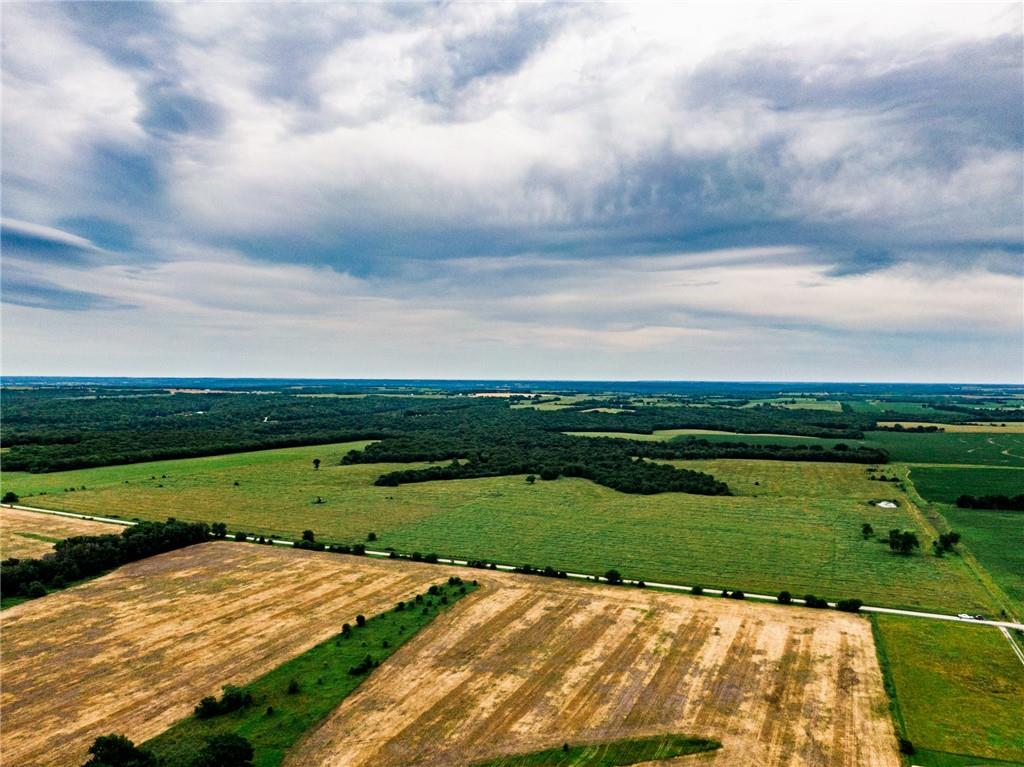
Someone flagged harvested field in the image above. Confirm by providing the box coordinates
[1,506,125,558]
[0,542,461,767]
[288,577,900,767]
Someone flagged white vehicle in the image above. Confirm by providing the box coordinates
[957,613,973,620]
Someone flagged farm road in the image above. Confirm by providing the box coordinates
[7,502,1024,632]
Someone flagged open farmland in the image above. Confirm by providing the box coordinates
[288,576,900,767]
[0,506,124,558]
[873,616,1024,766]
[0,542,461,767]
[0,447,997,613]
[942,507,1024,615]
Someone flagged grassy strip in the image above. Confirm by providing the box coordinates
[870,614,910,761]
[469,734,721,766]
[144,578,476,767]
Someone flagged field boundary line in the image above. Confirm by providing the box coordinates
[998,626,1024,668]
[5,503,1024,631]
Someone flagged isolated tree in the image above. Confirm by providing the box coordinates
[356,614,366,627]
[313,458,321,471]
[190,733,254,767]
[302,530,316,543]
[211,522,228,539]
[82,734,155,767]
[525,475,536,484]
[2,491,19,504]
[777,591,792,604]
[861,523,874,540]
[604,569,623,585]
[367,532,377,542]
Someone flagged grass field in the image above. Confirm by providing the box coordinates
[0,543,464,767]
[1,445,997,612]
[468,734,720,766]
[145,579,475,767]
[873,616,1024,765]
[287,576,899,767]
[909,466,1024,504]
[1,506,124,558]
[564,429,847,444]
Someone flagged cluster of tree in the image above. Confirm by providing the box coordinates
[1,518,210,599]
[194,685,252,719]
[874,424,943,432]
[348,654,379,675]
[802,594,830,608]
[955,494,1024,511]
[887,529,920,554]
[513,564,569,578]
[631,439,888,465]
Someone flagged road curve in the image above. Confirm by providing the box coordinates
[5,502,1023,632]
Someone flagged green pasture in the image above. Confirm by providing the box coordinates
[1,445,991,613]
[873,616,1024,765]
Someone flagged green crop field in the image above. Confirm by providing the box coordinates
[863,432,1024,467]
[874,616,1024,766]
[2,444,996,613]
[910,467,1024,504]
[942,507,1024,614]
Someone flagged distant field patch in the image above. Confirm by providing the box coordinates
[468,735,719,766]
[0,543,461,767]
[878,421,1024,433]
[0,450,996,613]
[564,429,851,445]
[0,506,124,558]
[288,577,898,767]
[874,616,1024,765]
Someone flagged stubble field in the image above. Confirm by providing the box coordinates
[0,505,125,558]
[0,542,460,767]
[288,575,900,767]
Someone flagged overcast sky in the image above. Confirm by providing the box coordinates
[2,1,1021,382]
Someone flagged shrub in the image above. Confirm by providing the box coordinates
[356,614,366,627]
[691,585,703,596]
[190,733,254,767]
[82,733,155,767]
[777,591,792,604]
[728,590,745,600]
[836,598,863,613]
[286,679,300,695]
[234,532,247,542]
[367,532,377,541]
[804,594,829,609]
[2,491,19,504]
[25,581,47,599]
[604,569,623,585]
[898,737,915,755]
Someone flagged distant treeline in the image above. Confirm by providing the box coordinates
[1,518,209,599]
[955,494,1024,511]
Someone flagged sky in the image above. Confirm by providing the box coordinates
[1,1,1022,382]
